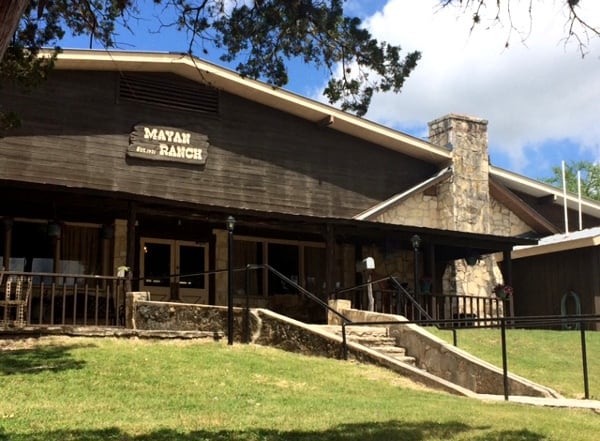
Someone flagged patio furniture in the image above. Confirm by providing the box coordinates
[0,274,33,328]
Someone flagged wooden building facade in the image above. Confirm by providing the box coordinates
[1,50,599,325]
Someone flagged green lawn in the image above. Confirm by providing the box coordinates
[1,336,599,441]
[425,327,600,399]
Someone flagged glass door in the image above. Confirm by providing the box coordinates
[140,238,209,304]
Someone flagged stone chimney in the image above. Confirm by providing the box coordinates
[428,114,491,234]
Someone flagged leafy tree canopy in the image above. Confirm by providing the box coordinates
[541,160,600,201]
[442,0,599,56]
[0,0,421,119]
[1,0,598,129]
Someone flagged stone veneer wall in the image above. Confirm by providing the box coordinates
[374,193,440,229]
[443,256,504,298]
[130,297,262,341]
[360,244,414,286]
[490,197,533,236]
[429,114,491,234]
[213,228,228,306]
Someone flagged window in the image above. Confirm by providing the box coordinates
[232,237,325,297]
[5,221,104,283]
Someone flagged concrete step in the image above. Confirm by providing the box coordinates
[345,326,390,337]
[321,325,390,338]
[353,336,397,346]
[391,355,417,366]
[375,345,407,356]
[316,324,418,367]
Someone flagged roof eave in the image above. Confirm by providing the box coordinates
[490,166,600,217]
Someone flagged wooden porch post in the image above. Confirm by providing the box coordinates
[126,202,137,271]
[325,223,336,300]
[3,218,12,271]
[503,249,515,318]
[502,249,513,286]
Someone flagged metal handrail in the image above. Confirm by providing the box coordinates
[334,274,458,345]
[345,314,600,401]
[244,264,353,358]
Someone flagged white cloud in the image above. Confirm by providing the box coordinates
[356,0,600,176]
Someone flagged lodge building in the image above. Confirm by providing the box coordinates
[2,49,600,326]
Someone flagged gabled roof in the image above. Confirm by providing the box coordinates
[50,49,451,165]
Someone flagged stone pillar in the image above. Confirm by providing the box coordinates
[125,291,151,329]
[328,299,351,325]
[113,219,128,276]
[428,114,491,234]
[213,229,228,306]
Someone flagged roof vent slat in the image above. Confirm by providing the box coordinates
[119,72,219,115]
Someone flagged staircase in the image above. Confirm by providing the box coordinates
[321,325,416,366]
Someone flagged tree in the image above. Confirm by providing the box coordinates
[541,161,600,201]
[441,0,599,56]
[0,0,421,120]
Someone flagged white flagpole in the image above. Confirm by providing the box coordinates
[562,160,569,234]
[578,170,583,230]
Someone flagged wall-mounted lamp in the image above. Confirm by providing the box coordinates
[411,234,422,299]
[226,215,236,232]
[411,234,421,251]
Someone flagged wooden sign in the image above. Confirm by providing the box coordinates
[128,124,209,165]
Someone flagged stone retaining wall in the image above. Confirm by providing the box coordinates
[129,294,261,342]
[328,299,559,398]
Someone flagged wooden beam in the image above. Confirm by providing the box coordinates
[537,194,557,205]
[490,178,560,235]
[423,186,437,196]
[317,115,334,127]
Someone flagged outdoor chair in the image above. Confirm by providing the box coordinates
[0,274,33,328]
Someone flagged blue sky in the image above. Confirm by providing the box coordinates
[58,0,600,182]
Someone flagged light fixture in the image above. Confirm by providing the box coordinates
[410,234,421,251]
[226,215,236,232]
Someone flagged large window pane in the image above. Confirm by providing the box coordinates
[268,243,299,295]
[143,242,171,287]
[233,240,263,295]
[305,246,326,296]
[61,224,101,275]
[179,245,205,289]
[11,221,53,272]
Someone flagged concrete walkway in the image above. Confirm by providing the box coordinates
[479,394,600,410]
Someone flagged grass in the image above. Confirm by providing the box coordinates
[425,326,600,399]
[1,336,599,441]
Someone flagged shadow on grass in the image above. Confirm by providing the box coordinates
[0,344,89,375]
[0,421,547,441]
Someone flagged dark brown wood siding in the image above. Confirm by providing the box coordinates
[510,246,600,318]
[512,190,600,231]
[0,70,436,219]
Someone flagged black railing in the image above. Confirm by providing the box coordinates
[242,264,353,358]
[335,276,511,328]
[344,314,600,401]
[334,276,458,345]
